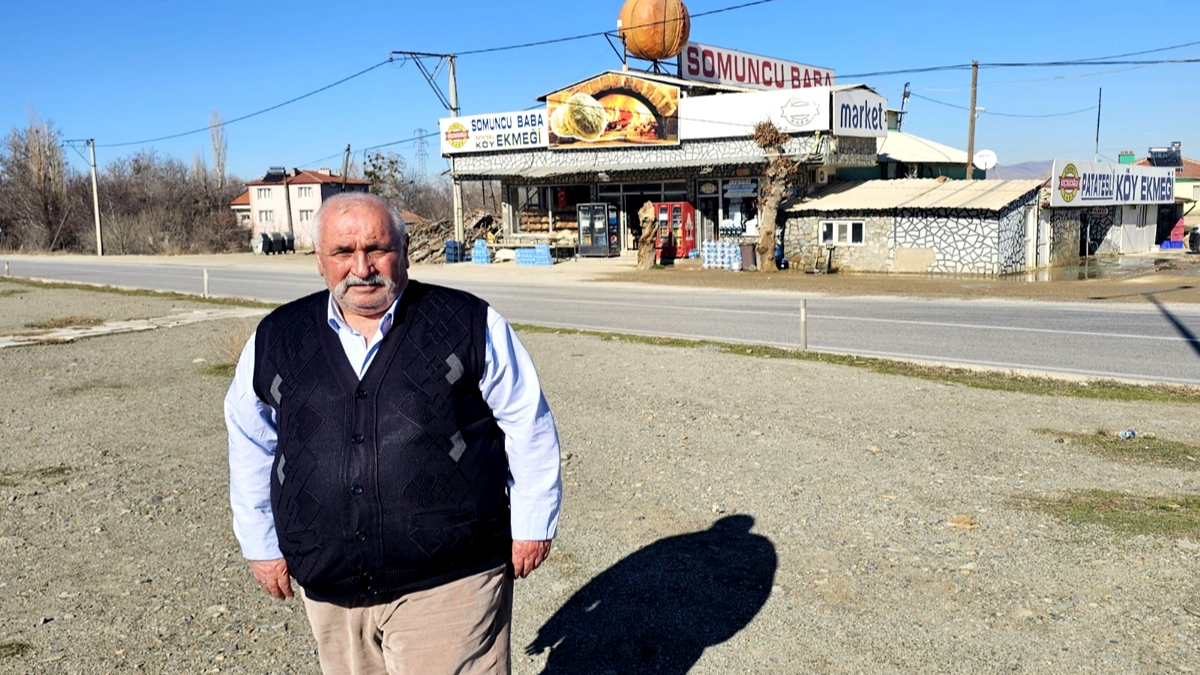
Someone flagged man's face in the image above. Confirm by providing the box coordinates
[314,203,409,319]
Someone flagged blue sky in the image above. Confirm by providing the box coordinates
[3,0,1195,180]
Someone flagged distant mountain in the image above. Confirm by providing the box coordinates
[989,160,1053,181]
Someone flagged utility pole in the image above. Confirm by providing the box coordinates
[1094,88,1103,162]
[448,56,465,244]
[340,144,351,192]
[388,50,462,240]
[63,138,104,255]
[965,60,979,181]
[87,140,103,256]
[283,172,294,238]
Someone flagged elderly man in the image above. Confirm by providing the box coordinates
[224,193,562,675]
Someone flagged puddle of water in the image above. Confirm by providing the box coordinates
[1004,254,1200,283]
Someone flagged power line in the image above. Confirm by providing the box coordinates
[456,0,784,56]
[907,91,1099,118]
[980,57,1200,69]
[920,65,1151,92]
[97,57,397,148]
[297,131,439,169]
[837,64,972,80]
[1076,38,1200,62]
[84,8,1200,158]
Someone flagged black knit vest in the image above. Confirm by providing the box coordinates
[251,281,510,603]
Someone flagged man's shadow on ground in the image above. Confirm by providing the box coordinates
[526,515,776,675]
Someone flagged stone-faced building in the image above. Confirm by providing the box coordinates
[782,178,1047,275]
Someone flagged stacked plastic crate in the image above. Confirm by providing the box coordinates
[471,239,491,265]
[516,243,554,267]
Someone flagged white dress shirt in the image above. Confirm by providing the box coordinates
[225,292,562,561]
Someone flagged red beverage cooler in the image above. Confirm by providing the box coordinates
[653,202,696,264]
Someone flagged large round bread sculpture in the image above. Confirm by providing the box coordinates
[617,0,691,62]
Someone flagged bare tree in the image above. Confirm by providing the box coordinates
[209,109,227,190]
[0,113,76,250]
[362,151,470,223]
[752,121,799,273]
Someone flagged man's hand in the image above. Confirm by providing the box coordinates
[511,540,552,579]
[248,558,294,600]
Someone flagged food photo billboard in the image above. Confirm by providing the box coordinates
[546,73,680,149]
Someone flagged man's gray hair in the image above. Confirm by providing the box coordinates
[310,192,408,249]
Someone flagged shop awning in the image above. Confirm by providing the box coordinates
[453,153,774,179]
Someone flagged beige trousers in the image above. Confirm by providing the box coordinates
[301,564,512,675]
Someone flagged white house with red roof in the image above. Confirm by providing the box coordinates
[229,167,370,250]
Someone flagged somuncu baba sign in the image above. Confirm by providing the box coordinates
[440,111,547,155]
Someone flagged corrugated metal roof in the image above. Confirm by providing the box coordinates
[877,132,967,164]
[788,178,1045,213]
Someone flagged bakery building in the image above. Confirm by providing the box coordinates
[441,42,886,253]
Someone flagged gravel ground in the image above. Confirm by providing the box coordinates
[1,280,1199,674]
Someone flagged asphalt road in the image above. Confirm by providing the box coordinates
[6,256,1200,385]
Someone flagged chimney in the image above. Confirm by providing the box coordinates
[318,168,332,176]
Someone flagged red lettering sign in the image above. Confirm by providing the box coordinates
[677,42,836,91]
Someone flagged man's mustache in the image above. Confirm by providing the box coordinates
[336,273,391,295]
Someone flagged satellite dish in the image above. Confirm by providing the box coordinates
[973,149,998,171]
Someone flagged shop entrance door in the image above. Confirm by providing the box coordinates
[697,196,719,243]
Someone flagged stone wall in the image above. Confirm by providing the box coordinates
[1048,208,1082,267]
[997,204,1029,275]
[894,208,1000,274]
[781,213,891,271]
[782,191,1042,275]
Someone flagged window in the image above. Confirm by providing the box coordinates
[299,209,313,222]
[297,186,313,199]
[819,220,865,246]
[258,210,274,224]
[256,187,271,199]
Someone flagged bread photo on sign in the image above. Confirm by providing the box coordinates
[551,92,608,142]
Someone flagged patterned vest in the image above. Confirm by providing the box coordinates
[252,281,510,603]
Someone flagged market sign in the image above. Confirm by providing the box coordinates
[546,73,680,149]
[1050,159,1175,208]
[832,88,887,138]
[439,111,548,155]
[678,42,834,90]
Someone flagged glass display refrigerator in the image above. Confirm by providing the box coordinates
[577,203,621,257]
